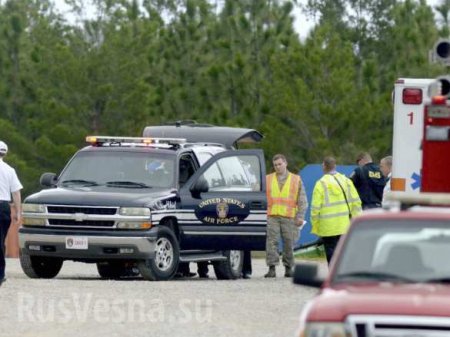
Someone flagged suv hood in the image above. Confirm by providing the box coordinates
[308,284,450,321]
[24,186,176,208]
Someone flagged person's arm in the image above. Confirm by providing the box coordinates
[347,179,362,218]
[12,190,21,223]
[310,182,323,235]
[350,167,361,188]
[295,176,308,227]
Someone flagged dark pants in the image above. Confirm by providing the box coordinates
[242,250,252,276]
[322,235,341,265]
[197,261,208,276]
[0,202,11,279]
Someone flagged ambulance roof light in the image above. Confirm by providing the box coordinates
[431,95,447,105]
[402,88,423,105]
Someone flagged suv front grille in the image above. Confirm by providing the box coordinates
[44,205,118,229]
[348,315,450,337]
[48,219,115,227]
[47,206,117,215]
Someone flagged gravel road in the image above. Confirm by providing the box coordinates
[0,257,326,337]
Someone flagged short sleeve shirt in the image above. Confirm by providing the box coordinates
[0,159,23,201]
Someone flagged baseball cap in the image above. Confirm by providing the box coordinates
[0,141,8,155]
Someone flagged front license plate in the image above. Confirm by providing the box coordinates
[65,236,88,250]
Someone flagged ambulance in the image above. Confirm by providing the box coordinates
[391,78,433,193]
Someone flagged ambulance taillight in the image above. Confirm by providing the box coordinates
[402,88,422,105]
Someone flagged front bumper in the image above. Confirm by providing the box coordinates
[19,227,158,261]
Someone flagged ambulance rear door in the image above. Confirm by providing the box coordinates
[391,78,433,193]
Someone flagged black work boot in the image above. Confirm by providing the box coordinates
[264,266,276,278]
[284,267,293,278]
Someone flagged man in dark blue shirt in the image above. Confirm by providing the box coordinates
[350,152,386,209]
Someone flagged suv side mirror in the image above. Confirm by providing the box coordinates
[40,173,57,187]
[293,263,323,288]
[190,177,209,198]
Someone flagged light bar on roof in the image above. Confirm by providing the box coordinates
[85,136,186,145]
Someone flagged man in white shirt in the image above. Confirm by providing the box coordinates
[0,141,23,284]
[380,156,392,207]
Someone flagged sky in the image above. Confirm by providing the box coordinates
[54,0,441,40]
[293,0,441,40]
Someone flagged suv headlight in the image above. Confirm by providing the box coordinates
[22,203,46,226]
[118,207,151,216]
[22,203,46,213]
[301,323,347,337]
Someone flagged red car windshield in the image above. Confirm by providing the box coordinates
[332,218,450,284]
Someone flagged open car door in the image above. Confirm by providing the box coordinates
[178,149,267,250]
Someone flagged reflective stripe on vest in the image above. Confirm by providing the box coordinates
[266,172,300,218]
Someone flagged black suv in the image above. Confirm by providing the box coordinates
[19,125,267,281]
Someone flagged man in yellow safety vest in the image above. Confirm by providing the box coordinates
[265,154,307,278]
[311,156,362,264]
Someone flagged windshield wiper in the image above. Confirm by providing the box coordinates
[105,181,152,188]
[335,271,413,282]
[61,179,99,186]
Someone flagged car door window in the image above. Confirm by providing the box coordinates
[179,155,196,187]
[200,155,261,192]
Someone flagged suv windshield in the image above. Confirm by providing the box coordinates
[59,151,175,188]
[333,219,450,284]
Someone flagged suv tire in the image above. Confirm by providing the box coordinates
[213,250,243,280]
[138,227,179,281]
[20,253,63,279]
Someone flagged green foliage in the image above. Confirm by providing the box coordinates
[0,0,446,197]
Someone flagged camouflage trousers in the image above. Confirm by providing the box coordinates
[266,216,297,268]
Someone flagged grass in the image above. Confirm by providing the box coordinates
[251,245,326,261]
[294,244,326,261]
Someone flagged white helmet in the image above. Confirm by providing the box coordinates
[0,141,8,155]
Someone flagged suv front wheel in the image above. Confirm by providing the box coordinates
[20,253,63,279]
[213,250,243,280]
[138,227,179,281]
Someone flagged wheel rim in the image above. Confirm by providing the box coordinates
[229,250,241,271]
[154,237,174,271]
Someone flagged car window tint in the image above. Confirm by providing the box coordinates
[179,155,196,187]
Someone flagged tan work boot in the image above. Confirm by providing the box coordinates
[284,267,293,278]
[264,266,276,278]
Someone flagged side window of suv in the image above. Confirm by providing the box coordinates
[200,155,261,192]
[179,155,196,187]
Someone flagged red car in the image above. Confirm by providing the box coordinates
[294,204,450,337]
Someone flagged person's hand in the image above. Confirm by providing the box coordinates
[14,210,21,224]
[296,218,304,227]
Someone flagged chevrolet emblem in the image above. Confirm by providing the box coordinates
[73,213,85,222]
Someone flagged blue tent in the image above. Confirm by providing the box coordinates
[294,164,357,248]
